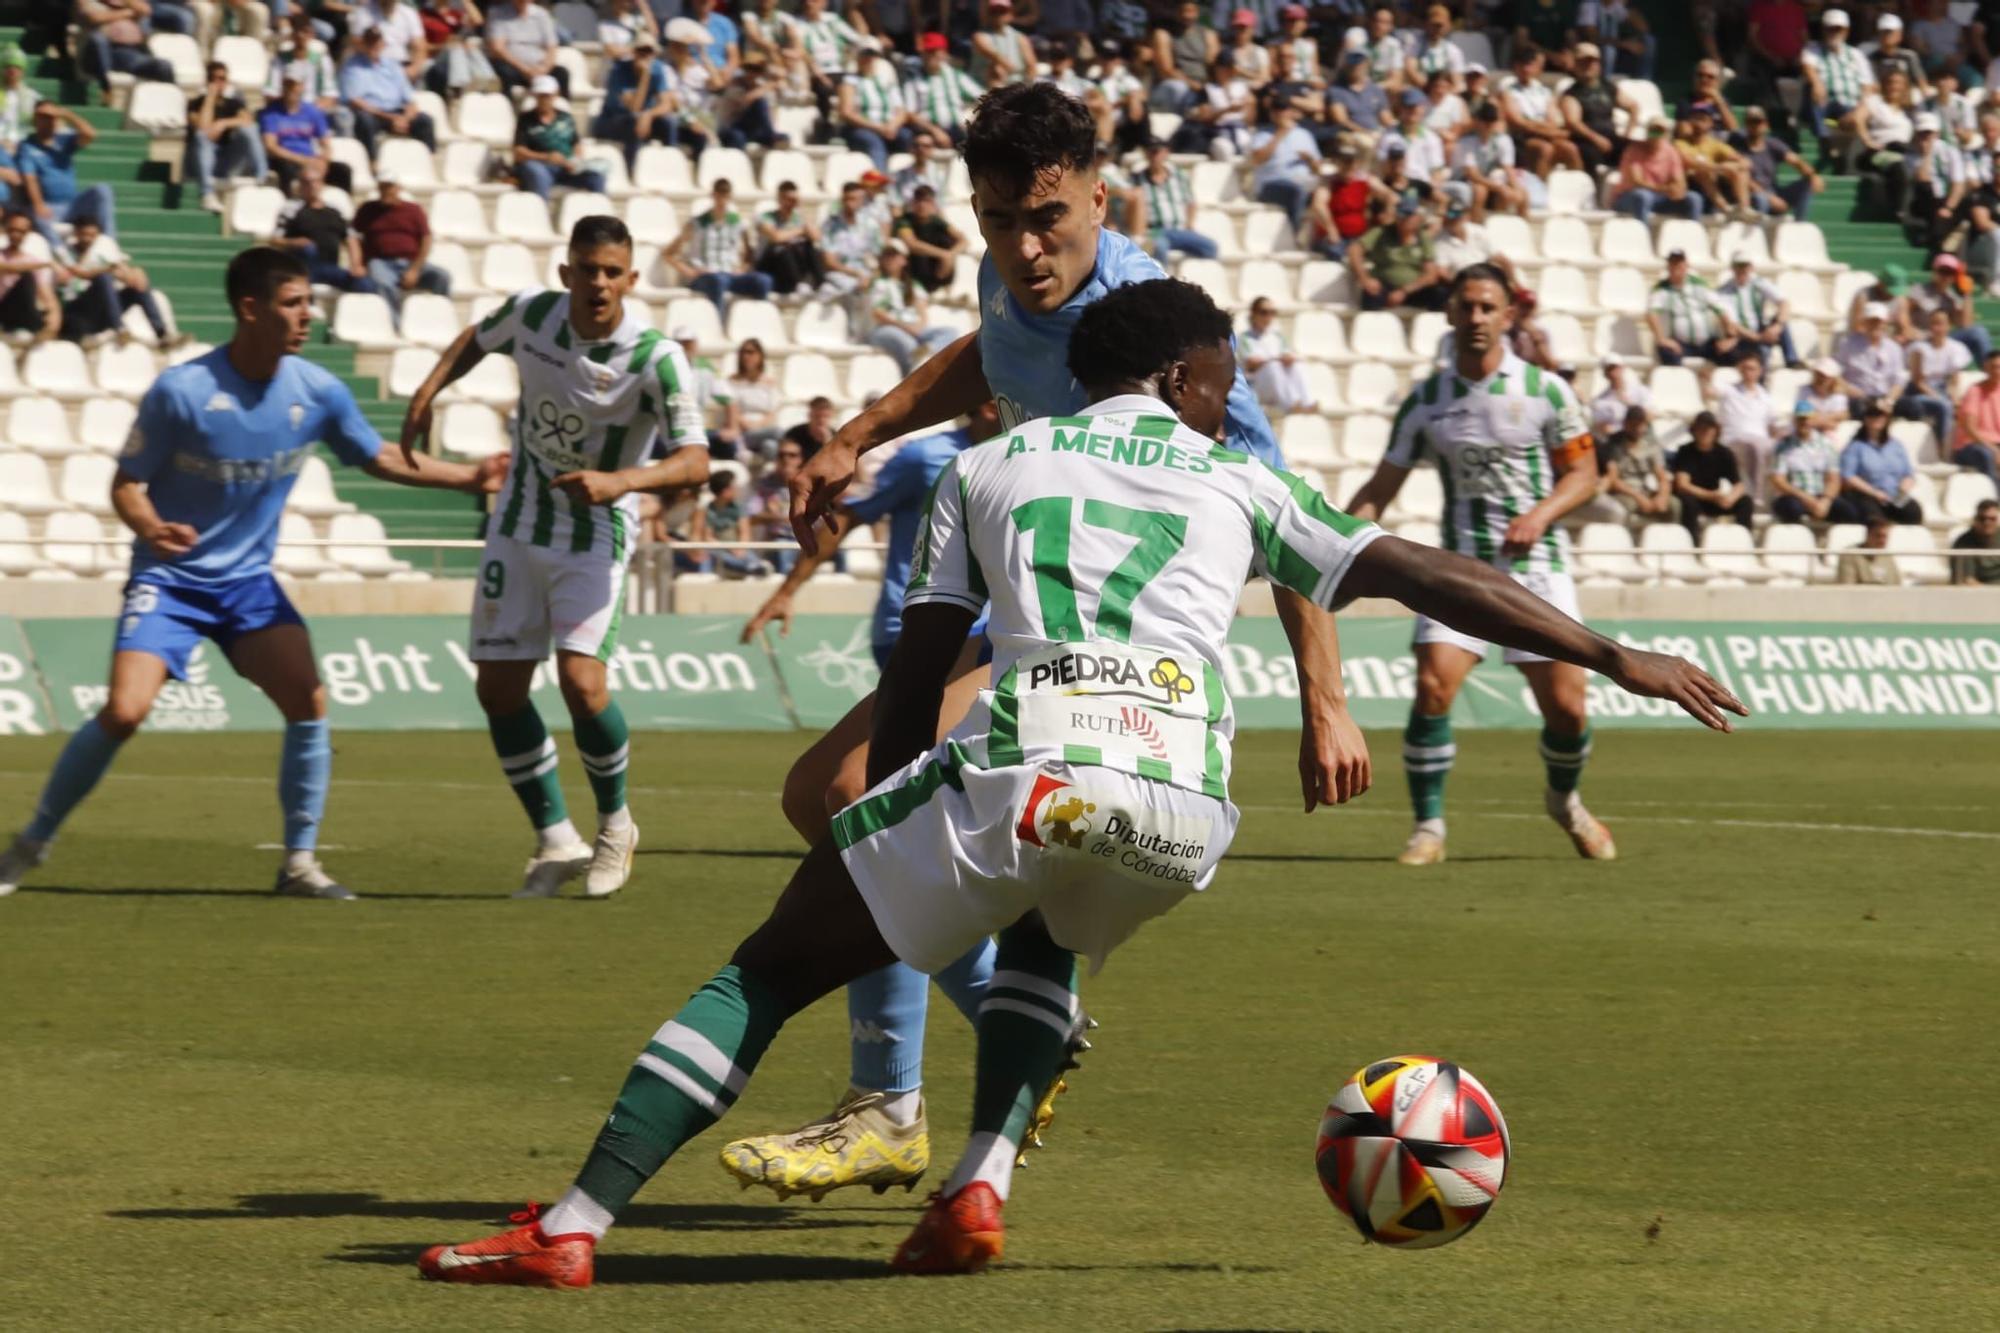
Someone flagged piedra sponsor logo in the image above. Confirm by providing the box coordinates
[1026,650,1197,706]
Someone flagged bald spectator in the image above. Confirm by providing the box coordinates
[354,175,449,319]
[340,25,437,156]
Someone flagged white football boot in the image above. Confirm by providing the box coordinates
[1547,790,1617,860]
[583,817,639,898]
[513,842,592,898]
[0,833,49,897]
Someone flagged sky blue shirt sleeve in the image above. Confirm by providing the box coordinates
[316,372,384,467]
[845,446,928,523]
[120,379,185,483]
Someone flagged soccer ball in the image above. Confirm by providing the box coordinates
[1316,1055,1510,1249]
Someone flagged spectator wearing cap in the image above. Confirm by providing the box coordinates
[1730,105,1823,220]
[1769,389,1856,527]
[1794,354,1851,433]
[54,215,169,346]
[1672,411,1754,538]
[1611,117,1702,224]
[1839,398,1924,525]
[1405,4,1466,90]
[1836,301,1911,408]
[1378,90,1449,191]
[863,244,956,375]
[753,179,826,297]
[1134,140,1217,262]
[1172,51,1254,156]
[486,0,567,98]
[971,0,1035,89]
[1450,101,1529,217]
[1802,8,1876,157]
[1950,499,2000,585]
[271,163,376,296]
[1675,102,1754,219]
[1153,1,1218,111]
[670,178,775,315]
[1246,101,1322,230]
[1239,296,1315,415]
[341,26,437,157]
[261,73,352,196]
[1906,112,1962,250]
[19,104,117,251]
[267,17,350,137]
[838,44,912,171]
[1219,11,1270,87]
[1867,13,1928,94]
[1306,139,1391,259]
[1710,349,1788,501]
[184,61,267,216]
[1718,253,1799,368]
[1559,43,1638,175]
[1275,4,1323,87]
[894,184,964,293]
[1648,248,1740,366]
[713,51,785,150]
[1352,197,1446,312]
[1904,253,1992,363]
[512,75,605,200]
[0,45,41,149]
[1952,348,2000,487]
[1903,304,1970,448]
[1326,49,1391,146]
[75,0,184,94]
[595,34,681,167]
[354,175,448,319]
[1498,45,1581,179]
[908,32,984,146]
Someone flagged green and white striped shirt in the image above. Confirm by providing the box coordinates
[849,67,904,123]
[1648,275,1730,345]
[690,208,751,273]
[795,12,863,75]
[911,64,983,128]
[475,289,707,561]
[1139,164,1195,231]
[1717,274,1783,331]
[1804,41,1872,106]
[1384,353,1589,575]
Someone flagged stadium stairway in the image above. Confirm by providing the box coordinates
[1813,175,2000,330]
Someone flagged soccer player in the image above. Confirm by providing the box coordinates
[717,82,1369,1198]
[399,215,710,899]
[1344,262,1612,868]
[0,247,504,900]
[415,278,1743,1287]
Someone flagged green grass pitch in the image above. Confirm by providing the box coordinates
[1,728,1995,1331]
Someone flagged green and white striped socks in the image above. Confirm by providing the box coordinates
[574,700,631,818]
[1403,710,1455,825]
[1540,726,1592,795]
[490,704,570,833]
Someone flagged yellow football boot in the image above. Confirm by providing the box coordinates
[719,1088,929,1201]
[1015,1011,1097,1168]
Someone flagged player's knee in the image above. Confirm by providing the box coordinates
[1544,690,1589,735]
[96,697,152,740]
[474,672,529,716]
[555,658,610,718]
[1413,667,1459,713]
[277,682,328,723]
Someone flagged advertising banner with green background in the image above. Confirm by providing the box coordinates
[5,613,1999,733]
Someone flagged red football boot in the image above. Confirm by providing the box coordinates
[417,1203,595,1289]
[889,1183,1005,1275]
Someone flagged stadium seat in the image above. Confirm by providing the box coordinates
[1760,522,1820,583]
[1536,264,1592,314]
[624,195,680,246]
[376,138,441,189]
[1597,217,1655,268]
[1448,29,1497,69]
[1341,413,1391,466]
[555,191,616,237]
[494,191,559,245]
[58,453,117,515]
[0,451,60,513]
[1242,210,1303,258]
[42,510,111,576]
[1597,313,1651,362]
[1596,265,1650,316]
[1291,309,1351,363]
[726,299,789,351]
[696,147,758,197]
[328,136,376,196]
[1648,365,1704,419]
[1176,258,1237,308]
[1774,222,1841,274]
[1787,320,1820,361]
[1538,314,1589,370]
[455,92,518,147]
[1409,311,1450,365]
[759,148,821,198]
[0,343,21,399]
[1775,269,1832,321]
[438,140,492,189]
[0,510,42,575]
[772,105,821,148]
[146,32,204,87]
[8,396,78,456]
[1699,521,1773,583]
[427,240,482,296]
[455,354,521,407]
[1538,215,1596,269]
[845,353,901,402]
[78,398,137,456]
[793,300,856,350]
[1887,525,1950,583]
[633,145,696,196]
[818,150,878,196]
[124,81,186,134]
[274,511,335,578]
[1715,220,1773,270]
[1943,470,1999,521]
[1299,360,1340,410]
[782,352,841,402]
[662,296,727,350]
[1237,260,1295,308]
[438,403,509,459]
[387,346,431,399]
[1387,466,1443,523]
[289,456,355,517]
[209,34,268,91]
[552,0,599,40]
[1890,420,1939,466]
[1279,414,1340,470]
[1638,523,1711,582]
[1655,219,1714,270]
[400,293,462,351]
[429,190,494,244]
[1544,170,1598,216]
[1830,269,1876,318]
[1343,360,1401,412]
[1296,260,1354,307]
[328,513,412,575]
[1576,522,1652,582]
[1348,312,1414,366]
[92,343,155,400]
[23,342,92,401]
[1484,213,1537,265]
[480,242,541,292]
[331,293,402,350]
[552,44,598,97]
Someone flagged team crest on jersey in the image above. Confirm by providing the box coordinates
[1017,772,1096,848]
[289,404,306,429]
[203,392,238,413]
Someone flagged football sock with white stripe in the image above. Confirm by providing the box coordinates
[1540,725,1591,795]
[570,964,789,1226]
[943,922,1079,1203]
[279,719,330,852]
[24,717,122,843]
[489,704,569,831]
[573,700,630,817]
[1403,710,1455,822]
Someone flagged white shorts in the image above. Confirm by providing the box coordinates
[469,532,627,661]
[835,745,1240,976]
[1413,568,1579,666]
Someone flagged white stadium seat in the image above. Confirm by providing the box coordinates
[1596,217,1655,268]
[624,195,680,246]
[845,353,902,402]
[633,145,696,196]
[818,150,877,195]
[78,398,138,455]
[1760,522,1820,583]
[328,513,412,575]
[696,147,758,196]
[1241,210,1304,257]
[0,451,61,513]
[428,240,482,296]
[212,35,270,94]
[42,510,111,576]
[1596,265,1650,316]
[793,300,855,350]
[1648,365,1704,418]
[1279,414,1340,470]
[1655,218,1714,269]
[125,81,186,133]
[400,293,462,350]
[1576,523,1652,583]
[759,148,821,198]
[428,190,494,243]
[494,191,558,244]
[1538,215,1596,268]
[0,343,22,398]
[331,293,401,350]
[376,138,441,189]
[1638,523,1711,582]
[147,32,204,87]
[455,354,521,407]
[1348,312,1414,366]
[289,456,355,517]
[1176,258,1236,308]
[480,242,541,292]
[438,403,509,460]
[556,191,616,237]
[1296,260,1354,307]
[1774,221,1840,274]
[1544,169,1598,216]
[726,299,790,352]
[782,352,841,401]
[387,346,432,398]
[22,342,92,401]
[1699,522,1773,583]
[1887,525,1949,584]
[439,140,492,189]
[455,92,519,146]
[59,454,117,515]
[1291,309,1351,363]
[662,297,727,350]
[8,396,78,456]
[274,511,335,577]
[1536,264,1592,314]
[1944,470,2000,521]
[93,342,157,400]
[0,511,42,575]
[1341,414,1392,466]
[1342,360,1401,412]
[1387,467,1443,523]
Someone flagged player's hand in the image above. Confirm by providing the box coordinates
[740,589,795,642]
[1608,648,1748,733]
[1500,511,1550,556]
[143,520,198,560]
[398,399,433,468]
[1299,696,1371,811]
[550,470,631,505]
[471,452,510,494]
[790,437,859,555]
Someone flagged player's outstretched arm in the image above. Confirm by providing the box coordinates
[1341,536,1749,731]
[1272,589,1371,810]
[400,326,488,465]
[364,447,508,494]
[110,468,197,559]
[739,509,856,643]
[866,601,981,787]
[550,443,710,506]
[790,331,990,554]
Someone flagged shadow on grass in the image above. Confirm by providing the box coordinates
[111,1192,892,1232]
[1226,852,1537,864]
[22,885,492,901]
[635,847,799,860]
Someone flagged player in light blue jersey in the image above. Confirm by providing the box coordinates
[715,83,1367,1200]
[0,248,504,900]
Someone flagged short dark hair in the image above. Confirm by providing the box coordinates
[1066,278,1233,391]
[226,245,310,306]
[777,178,798,193]
[911,183,937,202]
[808,395,833,411]
[1691,410,1720,432]
[708,472,736,497]
[962,82,1097,198]
[206,61,228,78]
[1448,262,1514,304]
[1975,499,1999,517]
[569,214,632,253]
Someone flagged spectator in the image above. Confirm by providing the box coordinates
[1854,67,1916,214]
[1,46,42,148]
[1744,0,1809,99]
[1498,45,1580,179]
[906,31,982,145]
[1351,196,1446,312]
[669,322,728,450]
[348,0,429,76]
[781,394,837,462]
[970,0,1035,88]
[687,0,741,79]
[54,216,168,346]
[1451,101,1528,218]
[1846,268,1906,334]
[422,0,494,98]
[1559,43,1636,175]
[0,208,56,342]
[599,0,659,63]
[1041,40,1093,104]
[660,24,717,157]
[1950,499,2000,585]
[669,178,773,314]
[1648,247,1740,366]
[1714,350,1787,500]
[722,338,785,461]
[261,73,352,195]
[267,16,349,137]
[486,0,567,98]
[594,35,681,166]
[19,105,116,250]
[754,179,826,298]
[271,163,376,294]
[1731,105,1822,220]
[1591,356,1651,442]
[1576,403,1679,530]
[747,435,805,569]
[512,74,605,200]
[1405,4,1466,89]
[890,131,950,208]
[818,179,882,300]
[1093,39,1149,152]
[184,61,267,215]
[341,25,437,156]
[1152,0,1219,111]
[1801,8,1876,160]
[1610,118,1701,223]
[1326,51,1390,147]
[1905,112,1960,249]
[1099,0,1152,46]
[1834,513,1903,585]
[1275,5,1322,86]
[1687,60,1739,135]
[893,184,964,294]
[1246,101,1320,231]
[1868,13,1927,94]
[1419,68,1467,142]
[1433,197,1516,285]
[1957,124,2000,263]
[1925,65,1977,148]
[354,175,449,318]
[863,244,955,374]
[1354,3,1406,88]
[1952,347,2000,485]
[1901,306,1968,447]
[1718,254,1798,368]
[1675,103,1754,219]
[683,471,773,577]
[1768,411,1855,526]
[791,0,865,107]
[1902,254,1992,363]
[1133,139,1214,262]
[1378,89,1448,193]
[838,43,911,170]
[1836,301,1911,410]
[1839,399,1924,524]
[1673,410,1755,538]
[1305,139,1387,259]
[1172,52,1252,156]
[1238,296,1315,415]
[1221,10,1269,86]
[1794,354,1852,431]
[714,53,785,150]
[76,0,179,93]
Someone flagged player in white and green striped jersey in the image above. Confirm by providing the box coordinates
[1346,262,1616,868]
[401,215,710,900]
